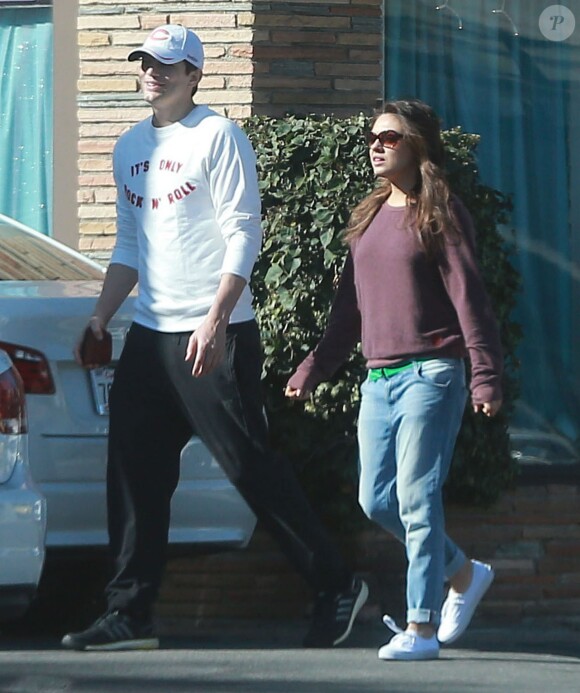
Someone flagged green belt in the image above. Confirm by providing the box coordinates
[369,358,432,381]
[369,362,415,381]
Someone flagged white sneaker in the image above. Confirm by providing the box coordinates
[378,615,439,661]
[437,560,495,644]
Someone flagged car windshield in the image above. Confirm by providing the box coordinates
[0,215,105,281]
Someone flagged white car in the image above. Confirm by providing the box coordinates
[0,349,46,619]
[0,213,256,551]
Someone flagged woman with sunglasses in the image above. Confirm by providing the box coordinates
[285,99,502,661]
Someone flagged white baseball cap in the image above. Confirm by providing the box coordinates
[128,24,204,70]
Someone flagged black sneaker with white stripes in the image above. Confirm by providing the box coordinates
[303,576,369,647]
[61,610,159,651]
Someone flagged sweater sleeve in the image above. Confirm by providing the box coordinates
[110,138,139,271]
[439,198,503,404]
[208,122,262,282]
[287,251,361,392]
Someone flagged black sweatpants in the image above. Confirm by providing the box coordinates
[105,320,351,618]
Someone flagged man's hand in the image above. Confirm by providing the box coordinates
[74,315,108,368]
[473,399,502,417]
[185,319,227,377]
[284,385,312,401]
[74,263,137,367]
[184,274,247,377]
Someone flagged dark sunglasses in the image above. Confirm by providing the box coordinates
[366,129,404,148]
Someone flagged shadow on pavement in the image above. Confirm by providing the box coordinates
[1,619,579,661]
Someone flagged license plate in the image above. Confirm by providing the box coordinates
[89,366,115,415]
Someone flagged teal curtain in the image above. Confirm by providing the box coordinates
[0,6,53,236]
[384,1,578,451]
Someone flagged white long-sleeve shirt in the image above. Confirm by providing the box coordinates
[111,104,262,332]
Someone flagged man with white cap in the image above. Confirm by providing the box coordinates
[61,24,367,652]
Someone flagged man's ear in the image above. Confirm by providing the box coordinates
[189,68,203,89]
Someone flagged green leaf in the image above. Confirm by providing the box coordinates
[264,263,283,286]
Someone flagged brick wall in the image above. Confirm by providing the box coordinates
[251,0,383,117]
[76,0,383,259]
[156,482,580,631]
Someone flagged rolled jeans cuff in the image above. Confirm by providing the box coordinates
[407,607,439,625]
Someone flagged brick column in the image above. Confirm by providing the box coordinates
[77,0,254,259]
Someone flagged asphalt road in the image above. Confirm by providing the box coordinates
[0,621,578,693]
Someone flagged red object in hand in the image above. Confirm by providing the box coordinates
[79,327,112,367]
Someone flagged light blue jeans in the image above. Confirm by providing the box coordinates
[357,358,468,625]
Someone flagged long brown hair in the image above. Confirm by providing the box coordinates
[345,99,458,256]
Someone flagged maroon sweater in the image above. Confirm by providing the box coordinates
[288,197,503,405]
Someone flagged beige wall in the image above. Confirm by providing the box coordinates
[75,0,383,258]
[53,0,79,247]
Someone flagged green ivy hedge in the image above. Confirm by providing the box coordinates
[244,113,522,527]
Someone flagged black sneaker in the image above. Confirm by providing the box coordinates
[61,611,159,651]
[303,576,369,647]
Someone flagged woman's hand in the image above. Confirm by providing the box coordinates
[284,385,312,401]
[473,399,502,417]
